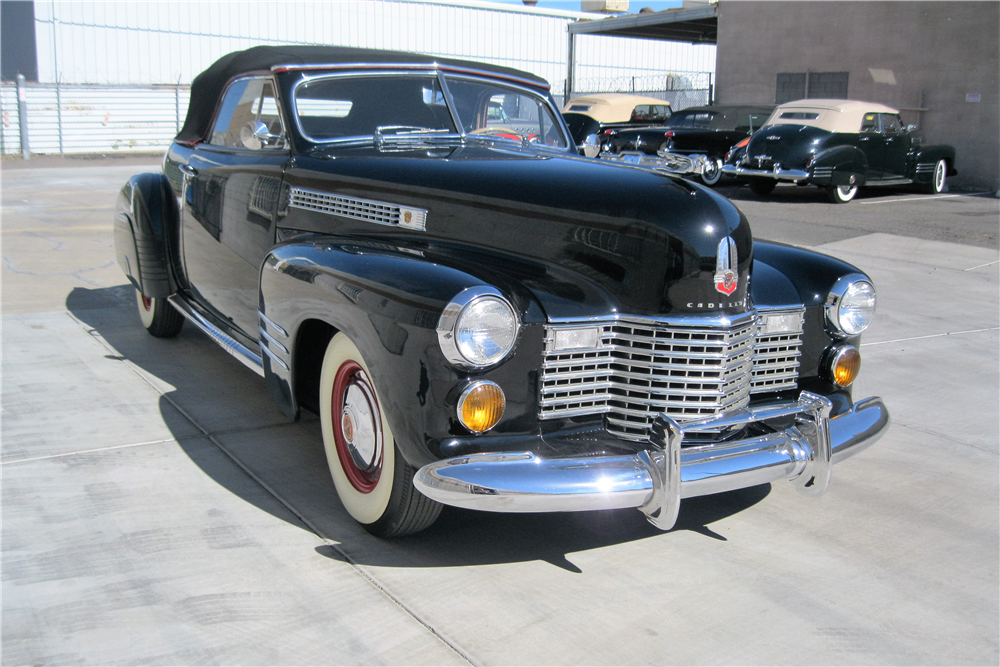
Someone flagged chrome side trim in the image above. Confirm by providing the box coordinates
[167,295,264,377]
[257,310,288,338]
[414,393,888,531]
[258,326,289,355]
[260,343,290,371]
[721,164,810,181]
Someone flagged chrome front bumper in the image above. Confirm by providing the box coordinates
[603,150,709,176]
[722,163,810,182]
[414,392,889,531]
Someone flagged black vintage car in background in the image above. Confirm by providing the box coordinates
[562,93,672,157]
[114,46,888,537]
[723,99,958,203]
[604,104,774,186]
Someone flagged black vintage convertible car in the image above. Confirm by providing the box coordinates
[604,104,774,186]
[115,46,889,537]
[723,99,957,203]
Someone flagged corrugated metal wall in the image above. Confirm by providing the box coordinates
[8,0,715,156]
[32,1,716,93]
[1,83,189,155]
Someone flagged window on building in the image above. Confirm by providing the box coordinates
[775,72,849,104]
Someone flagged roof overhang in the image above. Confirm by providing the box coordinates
[567,4,718,44]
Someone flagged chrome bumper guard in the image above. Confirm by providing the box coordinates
[414,392,889,531]
[603,150,709,176]
[722,163,810,182]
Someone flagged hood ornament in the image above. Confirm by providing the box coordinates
[714,237,739,296]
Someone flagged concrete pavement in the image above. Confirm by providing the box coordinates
[2,162,997,665]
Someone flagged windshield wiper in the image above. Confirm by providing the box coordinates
[375,125,459,150]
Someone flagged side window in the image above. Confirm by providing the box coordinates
[860,113,879,133]
[881,114,903,133]
[209,78,284,149]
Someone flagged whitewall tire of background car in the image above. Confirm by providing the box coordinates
[828,184,858,204]
[135,288,184,338]
[319,333,441,536]
[700,158,723,187]
[928,159,947,194]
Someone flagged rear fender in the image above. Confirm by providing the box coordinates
[811,145,867,187]
[113,173,178,298]
[257,239,545,467]
[912,144,958,181]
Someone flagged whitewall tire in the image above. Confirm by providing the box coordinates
[319,333,441,536]
[927,159,947,194]
[135,288,184,338]
[828,184,858,204]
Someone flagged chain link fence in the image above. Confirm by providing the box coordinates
[570,71,713,110]
[1,82,190,156]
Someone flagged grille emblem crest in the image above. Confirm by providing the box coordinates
[714,237,739,296]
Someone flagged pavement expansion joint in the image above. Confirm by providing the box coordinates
[862,327,1000,347]
[65,308,478,666]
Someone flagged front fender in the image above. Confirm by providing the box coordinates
[811,145,867,186]
[258,238,546,467]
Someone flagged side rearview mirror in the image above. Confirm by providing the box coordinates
[240,120,281,150]
[906,124,918,133]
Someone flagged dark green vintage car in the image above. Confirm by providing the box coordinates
[723,99,957,203]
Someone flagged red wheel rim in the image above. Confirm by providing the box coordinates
[331,360,383,493]
[141,295,153,312]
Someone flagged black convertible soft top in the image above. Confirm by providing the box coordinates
[176,45,551,145]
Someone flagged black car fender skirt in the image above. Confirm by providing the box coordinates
[113,173,178,298]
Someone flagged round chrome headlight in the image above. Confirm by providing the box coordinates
[826,275,876,336]
[437,287,519,369]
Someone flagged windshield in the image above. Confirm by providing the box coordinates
[292,73,568,149]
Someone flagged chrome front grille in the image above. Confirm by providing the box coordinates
[540,310,804,441]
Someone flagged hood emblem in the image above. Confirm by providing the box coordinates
[767,135,781,140]
[714,237,739,296]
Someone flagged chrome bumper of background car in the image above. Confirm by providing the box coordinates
[414,392,889,531]
[722,164,810,181]
[604,150,709,175]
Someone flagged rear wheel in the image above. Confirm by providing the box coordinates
[319,333,441,537]
[700,158,723,187]
[748,178,777,196]
[926,159,947,194]
[135,288,184,338]
[827,184,858,204]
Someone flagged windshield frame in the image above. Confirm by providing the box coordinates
[289,69,572,153]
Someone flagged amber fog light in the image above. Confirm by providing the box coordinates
[829,345,861,387]
[458,381,505,434]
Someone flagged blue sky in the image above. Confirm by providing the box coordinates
[489,1,686,14]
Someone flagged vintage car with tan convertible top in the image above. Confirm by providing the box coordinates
[723,99,957,203]
[114,46,889,537]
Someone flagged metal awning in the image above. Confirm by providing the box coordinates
[565,5,718,98]
[567,5,718,44]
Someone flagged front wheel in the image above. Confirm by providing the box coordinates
[827,184,858,204]
[135,288,184,338]
[319,333,441,537]
[700,158,724,187]
[926,159,947,194]
[748,178,777,196]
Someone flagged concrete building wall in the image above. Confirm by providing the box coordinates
[714,1,999,191]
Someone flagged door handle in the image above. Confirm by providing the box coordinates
[178,164,198,177]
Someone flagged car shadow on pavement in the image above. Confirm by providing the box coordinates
[67,285,772,571]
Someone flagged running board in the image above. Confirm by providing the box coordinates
[167,295,265,377]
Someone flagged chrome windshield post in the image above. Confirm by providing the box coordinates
[638,414,684,530]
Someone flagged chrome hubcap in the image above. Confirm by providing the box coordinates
[342,381,380,471]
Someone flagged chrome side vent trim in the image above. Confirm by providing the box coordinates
[289,187,427,230]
